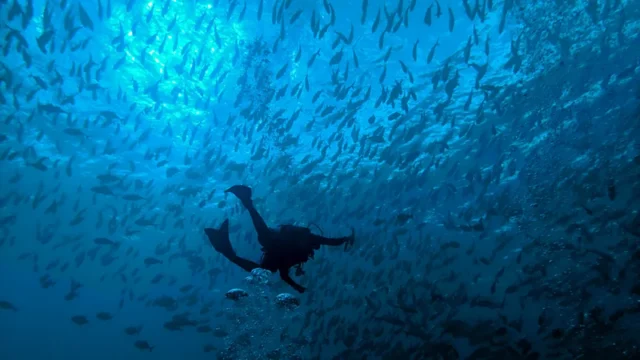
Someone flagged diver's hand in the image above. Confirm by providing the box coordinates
[280,269,306,293]
[344,227,355,251]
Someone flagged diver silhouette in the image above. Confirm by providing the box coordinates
[204,185,355,293]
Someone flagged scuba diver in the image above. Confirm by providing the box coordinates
[204,185,355,293]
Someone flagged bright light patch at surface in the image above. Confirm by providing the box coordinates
[101,0,249,131]
[1,0,638,358]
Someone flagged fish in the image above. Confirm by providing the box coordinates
[448,7,455,32]
[96,312,113,320]
[144,257,163,266]
[124,325,143,335]
[427,39,439,64]
[0,0,638,358]
[134,340,154,352]
[71,315,88,326]
[94,237,118,246]
[0,301,18,312]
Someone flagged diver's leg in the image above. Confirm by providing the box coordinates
[225,185,271,245]
[229,255,261,272]
[204,220,260,272]
[244,202,274,249]
[217,251,260,272]
[245,203,270,238]
[259,252,278,272]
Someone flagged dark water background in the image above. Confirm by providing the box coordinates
[1,0,640,359]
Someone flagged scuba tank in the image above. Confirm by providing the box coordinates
[279,224,311,235]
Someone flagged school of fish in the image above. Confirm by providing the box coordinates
[1,0,640,359]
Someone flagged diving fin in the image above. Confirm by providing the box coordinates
[224,185,253,206]
[204,219,235,258]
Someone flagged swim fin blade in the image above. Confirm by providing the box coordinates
[224,185,253,205]
[204,219,235,258]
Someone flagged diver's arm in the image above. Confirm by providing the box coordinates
[280,267,306,293]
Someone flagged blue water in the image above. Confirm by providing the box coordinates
[2,0,640,359]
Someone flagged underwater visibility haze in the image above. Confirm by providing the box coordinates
[1,0,640,359]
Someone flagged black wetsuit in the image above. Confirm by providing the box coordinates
[204,185,354,293]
